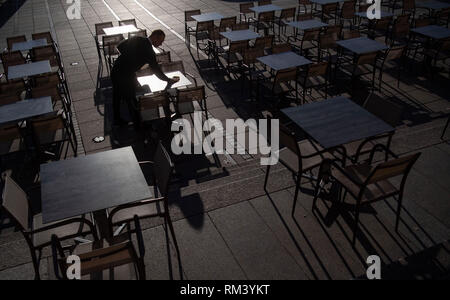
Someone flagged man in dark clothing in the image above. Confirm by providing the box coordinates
[111,29,178,126]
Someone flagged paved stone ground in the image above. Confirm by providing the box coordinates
[0,0,449,280]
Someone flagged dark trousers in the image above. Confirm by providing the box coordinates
[111,64,139,124]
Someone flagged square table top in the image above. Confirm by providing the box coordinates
[257,51,312,71]
[411,25,450,40]
[7,60,52,80]
[354,11,394,19]
[417,1,450,10]
[103,25,139,36]
[250,4,282,13]
[281,96,394,149]
[0,97,53,125]
[336,37,388,55]
[41,147,152,224]
[191,12,224,22]
[220,30,260,42]
[11,39,47,52]
[137,71,192,93]
[284,20,329,31]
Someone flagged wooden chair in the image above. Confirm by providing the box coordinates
[51,217,145,280]
[340,51,378,92]
[175,85,208,119]
[259,67,299,103]
[32,32,56,51]
[312,149,421,245]
[274,7,296,40]
[254,11,275,36]
[240,47,266,100]
[297,61,329,103]
[128,29,147,39]
[232,22,251,31]
[240,3,256,23]
[298,0,314,15]
[217,40,248,77]
[30,45,64,81]
[1,176,98,279]
[32,72,70,107]
[375,45,406,90]
[339,0,356,28]
[258,0,272,6]
[216,16,237,32]
[156,51,172,64]
[1,51,26,81]
[264,124,335,215]
[272,43,292,54]
[0,124,24,166]
[253,35,274,53]
[102,34,124,74]
[195,20,214,58]
[0,80,25,106]
[185,9,201,44]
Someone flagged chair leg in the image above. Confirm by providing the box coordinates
[395,194,404,232]
[264,165,271,191]
[442,116,450,140]
[291,174,302,216]
[165,213,183,280]
[352,204,361,247]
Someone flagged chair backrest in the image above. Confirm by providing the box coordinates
[374,17,392,31]
[196,20,214,33]
[342,30,360,39]
[0,80,25,104]
[185,9,201,22]
[0,123,21,144]
[156,51,171,64]
[102,34,124,55]
[414,18,431,28]
[219,16,237,31]
[279,124,301,157]
[1,51,26,69]
[306,61,328,77]
[392,20,410,38]
[280,7,296,20]
[240,3,254,14]
[272,43,292,54]
[259,11,275,22]
[128,29,147,39]
[403,0,415,11]
[95,22,114,36]
[232,23,250,30]
[356,52,378,65]
[160,60,186,74]
[32,32,54,44]
[30,114,66,145]
[177,85,206,115]
[6,35,26,51]
[258,0,272,5]
[297,13,313,21]
[323,3,338,13]
[303,29,320,41]
[363,94,403,127]
[33,72,61,88]
[2,176,30,231]
[341,1,356,19]
[52,238,144,280]
[274,68,297,85]
[229,40,248,54]
[320,33,336,50]
[139,92,168,122]
[396,14,410,25]
[384,45,406,62]
[366,152,420,185]
[153,141,174,197]
[119,19,137,27]
[31,85,63,104]
[243,47,265,65]
[30,45,59,67]
[359,3,370,12]
[326,25,342,40]
[0,93,21,106]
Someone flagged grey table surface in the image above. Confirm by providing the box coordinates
[417,0,450,10]
[11,39,47,52]
[7,60,52,80]
[281,97,394,149]
[310,0,344,5]
[220,30,260,42]
[257,51,312,71]
[336,37,388,54]
[0,97,53,124]
[411,25,450,40]
[191,12,224,22]
[41,147,153,224]
[250,4,282,13]
[284,20,329,30]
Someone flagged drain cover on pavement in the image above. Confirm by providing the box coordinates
[93,136,105,143]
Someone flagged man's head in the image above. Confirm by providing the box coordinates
[149,29,166,48]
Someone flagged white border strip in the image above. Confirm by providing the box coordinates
[102,0,121,21]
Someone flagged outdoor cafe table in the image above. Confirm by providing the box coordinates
[103,24,139,36]
[310,0,345,5]
[40,147,152,238]
[257,51,312,71]
[137,71,192,94]
[0,96,53,125]
[281,96,394,150]
[284,20,329,31]
[417,1,450,12]
[410,25,450,40]
[191,12,224,22]
[220,30,260,42]
[11,39,47,52]
[250,4,282,14]
[336,37,388,55]
[7,60,52,80]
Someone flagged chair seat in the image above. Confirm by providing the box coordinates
[0,138,23,156]
[260,80,294,96]
[332,163,399,203]
[140,106,167,122]
[279,140,334,173]
[297,74,327,88]
[35,128,67,145]
[32,213,93,247]
[109,198,164,225]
